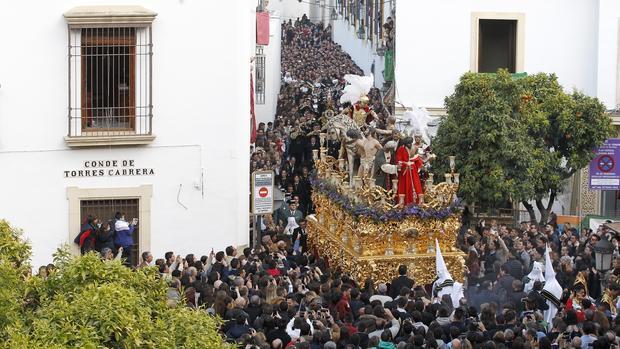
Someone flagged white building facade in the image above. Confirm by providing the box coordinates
[0,0,255,267]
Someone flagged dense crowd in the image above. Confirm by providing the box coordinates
[71,214,620,349]
[67,16,620,349]
[251,17,387,223]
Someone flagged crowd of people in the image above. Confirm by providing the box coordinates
[66,15,620,349]
[71,215,620,349]
[251,17,387,224]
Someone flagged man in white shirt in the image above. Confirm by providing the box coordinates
[369,283,393,305]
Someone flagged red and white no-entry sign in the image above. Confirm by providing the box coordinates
[258,187,269,197]
[252,171,274,215]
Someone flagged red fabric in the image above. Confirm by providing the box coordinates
[250,73,257,143]
[347,103,374,124]
[335,295,352,320]
[565,298,590,323]
[396,146,423,205]
[79,229,92,247]
[266,268,281,277]
[256,12,270,45]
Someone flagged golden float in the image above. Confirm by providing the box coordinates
[307,144,465,284]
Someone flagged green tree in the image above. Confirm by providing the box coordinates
[0,220,230,349]
[433,70,614,223]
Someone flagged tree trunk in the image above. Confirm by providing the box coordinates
[522,201,537,224]
[536,191,556,226]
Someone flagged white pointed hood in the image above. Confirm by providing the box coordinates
[436,239,452,283]
[524,261,545,293]
[541,244,563,325]
[433,239,464,306]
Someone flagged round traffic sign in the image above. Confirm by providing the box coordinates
[258,187,269,198]
[598,155,615,172]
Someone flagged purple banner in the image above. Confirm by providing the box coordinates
[589,138,620,190]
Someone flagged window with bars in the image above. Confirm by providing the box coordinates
[64,6,156,142]
[255,46,266,105]
[68,26,152,137]
[80,198,140,266]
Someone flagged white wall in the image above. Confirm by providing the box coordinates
[332,19,385,88]
[255,13,282,124]
[268,0,311,22]
[0,0,252,267]
[597,0,620,108]
[396,0,600,108]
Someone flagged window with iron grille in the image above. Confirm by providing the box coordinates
[64,6,156,141]
[80,198,140,266]
[255,46,266,105]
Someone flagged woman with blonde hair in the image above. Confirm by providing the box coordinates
[265,284,278,304]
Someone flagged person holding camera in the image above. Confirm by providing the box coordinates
[113,212,138,266]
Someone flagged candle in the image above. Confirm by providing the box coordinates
[338,158,345,172]
[445,173,453,185]
[449,156,456,171]
[353,176,362,189]
[368,178,376,188]
[312,149,319,161]
[426,173,434,191]
[453,173,460,184]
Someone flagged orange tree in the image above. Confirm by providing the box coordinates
[0,220,230,348]
[432,70,613,224]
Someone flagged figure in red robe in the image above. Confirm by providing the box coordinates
[395,137,424,205]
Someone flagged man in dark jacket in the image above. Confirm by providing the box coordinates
[389,265,414,299]
[495,265,516,296]
[471,281,500,310]
[503,254,525,280]
[95,222,115,253]
[292,220,309,252]
[74,216,98,255]
[245,295,263,325]
[226,313,252,340]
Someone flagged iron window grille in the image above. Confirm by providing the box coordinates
[255,46,266,105]
[68,25,153,137]
[80,198,140,266]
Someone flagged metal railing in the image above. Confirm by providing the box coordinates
[255,45,266,105]
[67,26,153,137]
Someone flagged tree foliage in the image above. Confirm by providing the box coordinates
[0,220,230,349]
[433,70,614,222]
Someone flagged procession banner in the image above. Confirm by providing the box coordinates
[589,138,620,190]
[256,11,270,45]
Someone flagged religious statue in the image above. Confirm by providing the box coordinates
[375,115,397,142]
[395,137,424,205]
[355,127,382,180]
[339,74,376,128]
[351,95,378,127]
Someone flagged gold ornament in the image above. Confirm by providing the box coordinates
[309,155,465,285]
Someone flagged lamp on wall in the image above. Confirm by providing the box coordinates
[356,24,366,40]
[330,8,338,20]
[376,43,386,56]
